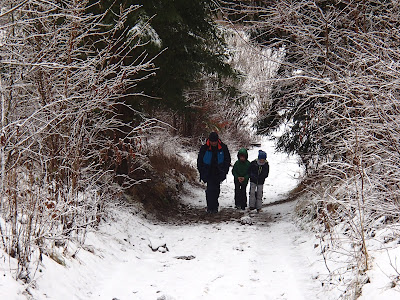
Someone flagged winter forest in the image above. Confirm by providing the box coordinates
[1,0,400,299]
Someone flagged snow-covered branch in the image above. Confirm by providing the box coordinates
[0,0,158,280]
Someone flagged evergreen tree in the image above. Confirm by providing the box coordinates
[88,0,235,122]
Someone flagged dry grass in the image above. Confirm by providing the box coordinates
[124,143,198,221]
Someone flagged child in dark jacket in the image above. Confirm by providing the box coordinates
[248,150,269,212]
[232,148,251,210]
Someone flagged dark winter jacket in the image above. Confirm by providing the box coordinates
[232,148,251,186]
[197,139,231,183]
[248,159,269,185]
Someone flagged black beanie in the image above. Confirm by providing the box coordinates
[208,132,219,142]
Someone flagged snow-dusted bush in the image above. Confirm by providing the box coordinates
[0,0,156,280]
[220,0,400,296]
[224,27,285,130]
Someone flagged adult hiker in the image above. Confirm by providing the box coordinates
[232,148,251,210]
[197,132,231,213]
[248,150,269,212]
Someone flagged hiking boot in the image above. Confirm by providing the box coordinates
[257,208,262,213]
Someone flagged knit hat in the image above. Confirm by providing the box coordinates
[258,150,267,160]
[237,148,248,159]
[208,132,219,142]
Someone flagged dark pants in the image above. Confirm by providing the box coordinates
[206,177,220,212]
[234,181,247,209]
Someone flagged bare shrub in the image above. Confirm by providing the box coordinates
[219,0,400,295]
[0,0,156,279]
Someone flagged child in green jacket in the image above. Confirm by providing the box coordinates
[232,148,251,210]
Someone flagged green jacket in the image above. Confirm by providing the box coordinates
[232,148,251,186]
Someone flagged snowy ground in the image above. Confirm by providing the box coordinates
[2,137,400,299]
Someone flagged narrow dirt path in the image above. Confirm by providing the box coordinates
[167,177,307,225]
[166,201,278,225]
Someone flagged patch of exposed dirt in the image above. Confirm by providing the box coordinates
[160,180,310,225]
[156,203,281,226]
[135,180,308,225]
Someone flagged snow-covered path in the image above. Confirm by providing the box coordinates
[85,206,322,300]
[21,137,329,300]
[82,138,324,300]
[91,204,323,300]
